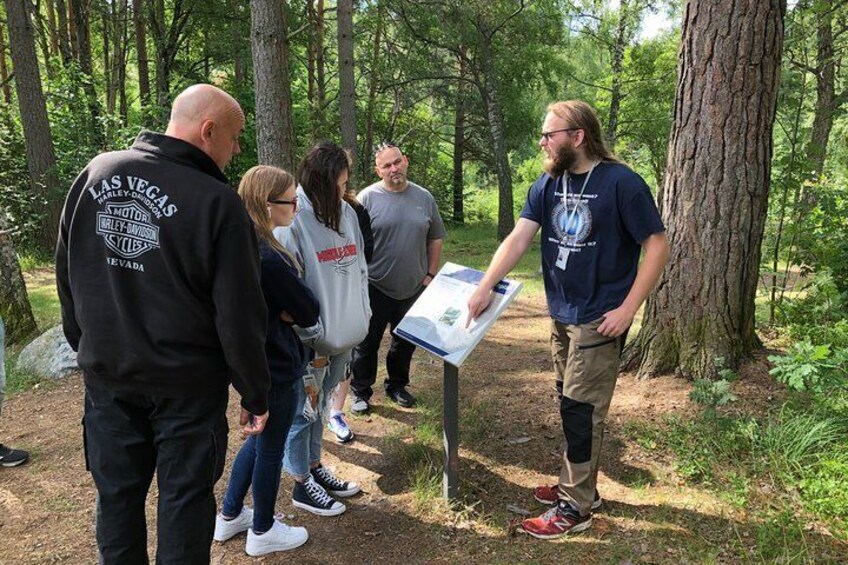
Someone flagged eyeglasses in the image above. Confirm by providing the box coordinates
[268,197,298,210]
[540,128,580,141]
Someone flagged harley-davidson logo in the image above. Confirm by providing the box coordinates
[96,201,160,259]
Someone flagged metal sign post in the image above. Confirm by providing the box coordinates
[442,361,459,500]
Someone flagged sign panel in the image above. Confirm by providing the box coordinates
[394,262,523,367]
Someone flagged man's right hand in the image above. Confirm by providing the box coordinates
[240,408,269,436]
[466,287,493,327]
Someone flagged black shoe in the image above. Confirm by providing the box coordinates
[0,444,29,467]
[292,475,345,516]
[310,464,361,497]
[387,387,416,408]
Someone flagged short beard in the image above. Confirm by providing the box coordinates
[543,143,577,178]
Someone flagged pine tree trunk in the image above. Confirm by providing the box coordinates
[250,0,296,170]
[0,22,11,103]
[337,0,357,180]
[70,0,104,147]
[363,6,383,177]
[103,7,113,115]
[33,1,55,78]
[808,0,834,180]
[311,0,326,138]
[478,31,514,240]
[54,0,71,64]
[0,209,37,345]
[132,0,150,108]
[46,0,59,56]
[606,0,629,148]
[452,50,467,225]
[624,0,787,379]
[3,0,62,251]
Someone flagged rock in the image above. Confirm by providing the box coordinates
[16,326,79,379]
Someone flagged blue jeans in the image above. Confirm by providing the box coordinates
[221,380,297,533]
[283,350,351,481]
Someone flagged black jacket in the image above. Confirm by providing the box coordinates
[56,132,269,415]
[259,241,319,383]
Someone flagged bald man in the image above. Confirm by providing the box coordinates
[56,84,270,564]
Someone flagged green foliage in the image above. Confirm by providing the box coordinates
[689,357,738,419]
[626,398,848,543]
[769,341,848,394]
[0,106,43,252]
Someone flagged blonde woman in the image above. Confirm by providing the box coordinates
[214,166,318,556]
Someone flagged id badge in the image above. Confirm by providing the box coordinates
[556,246,570,270]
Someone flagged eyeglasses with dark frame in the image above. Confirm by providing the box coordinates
[540,127,581,141]
[268,198,298,209]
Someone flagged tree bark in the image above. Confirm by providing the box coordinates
[310,0,326,137]
[54,0,71,64]
[33,0,55,78]
[67,0,77,60]
[46,0,59,56]
[606,0,630,148]
[0,21,11,103]
[363,5,383,177]
[70,0,104,147]
[478,31,514,240]
[250,0,296,170]
[102,6,113,114]
[3,0,62,250]
[452,49,466,224]
[624,0,787,379]
[337,0,357,179]
[0,212,37,345]
[807,0,835,180]
[132,0,150,108]
[148,0,192,123]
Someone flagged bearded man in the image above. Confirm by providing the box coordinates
[467,100,669,539]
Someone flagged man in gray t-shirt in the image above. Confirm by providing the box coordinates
[350,143,446,412]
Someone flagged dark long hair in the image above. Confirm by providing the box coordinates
[298,141,350,233]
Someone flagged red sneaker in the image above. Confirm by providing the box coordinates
[520,503,592,539]
[533,484,603,510]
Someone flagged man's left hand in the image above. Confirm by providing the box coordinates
[422,274,434,286]
[597,305,635,337]
[240,408,269,436]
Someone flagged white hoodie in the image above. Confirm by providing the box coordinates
[283,185,371,356]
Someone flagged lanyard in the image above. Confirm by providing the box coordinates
[560,160,599,245]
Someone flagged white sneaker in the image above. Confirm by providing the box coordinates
[214,506,253,542]
[328,412,355,443]
[245,519,308,556]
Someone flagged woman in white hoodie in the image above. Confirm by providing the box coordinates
[283,141,371,516]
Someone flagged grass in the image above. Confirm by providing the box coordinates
[621,397,848,546]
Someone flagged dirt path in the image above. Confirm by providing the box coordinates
[0,295,842,564]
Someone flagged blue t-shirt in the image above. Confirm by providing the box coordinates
[520,161,665,325]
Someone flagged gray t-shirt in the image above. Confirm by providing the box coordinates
[358,181,446,300]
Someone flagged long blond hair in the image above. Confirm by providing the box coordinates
[237,165,301,272]
[547,100,619,163]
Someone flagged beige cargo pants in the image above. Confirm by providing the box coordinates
[550,317,624,516]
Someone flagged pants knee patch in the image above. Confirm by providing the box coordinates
[560,396,594,464]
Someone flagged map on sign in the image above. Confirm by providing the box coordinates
[394,262,523,367]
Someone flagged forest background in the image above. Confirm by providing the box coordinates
[0,0,846,559]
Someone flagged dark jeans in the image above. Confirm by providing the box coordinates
[221,380,297,533]
[350,284,420,400]
[83,382,229,565]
